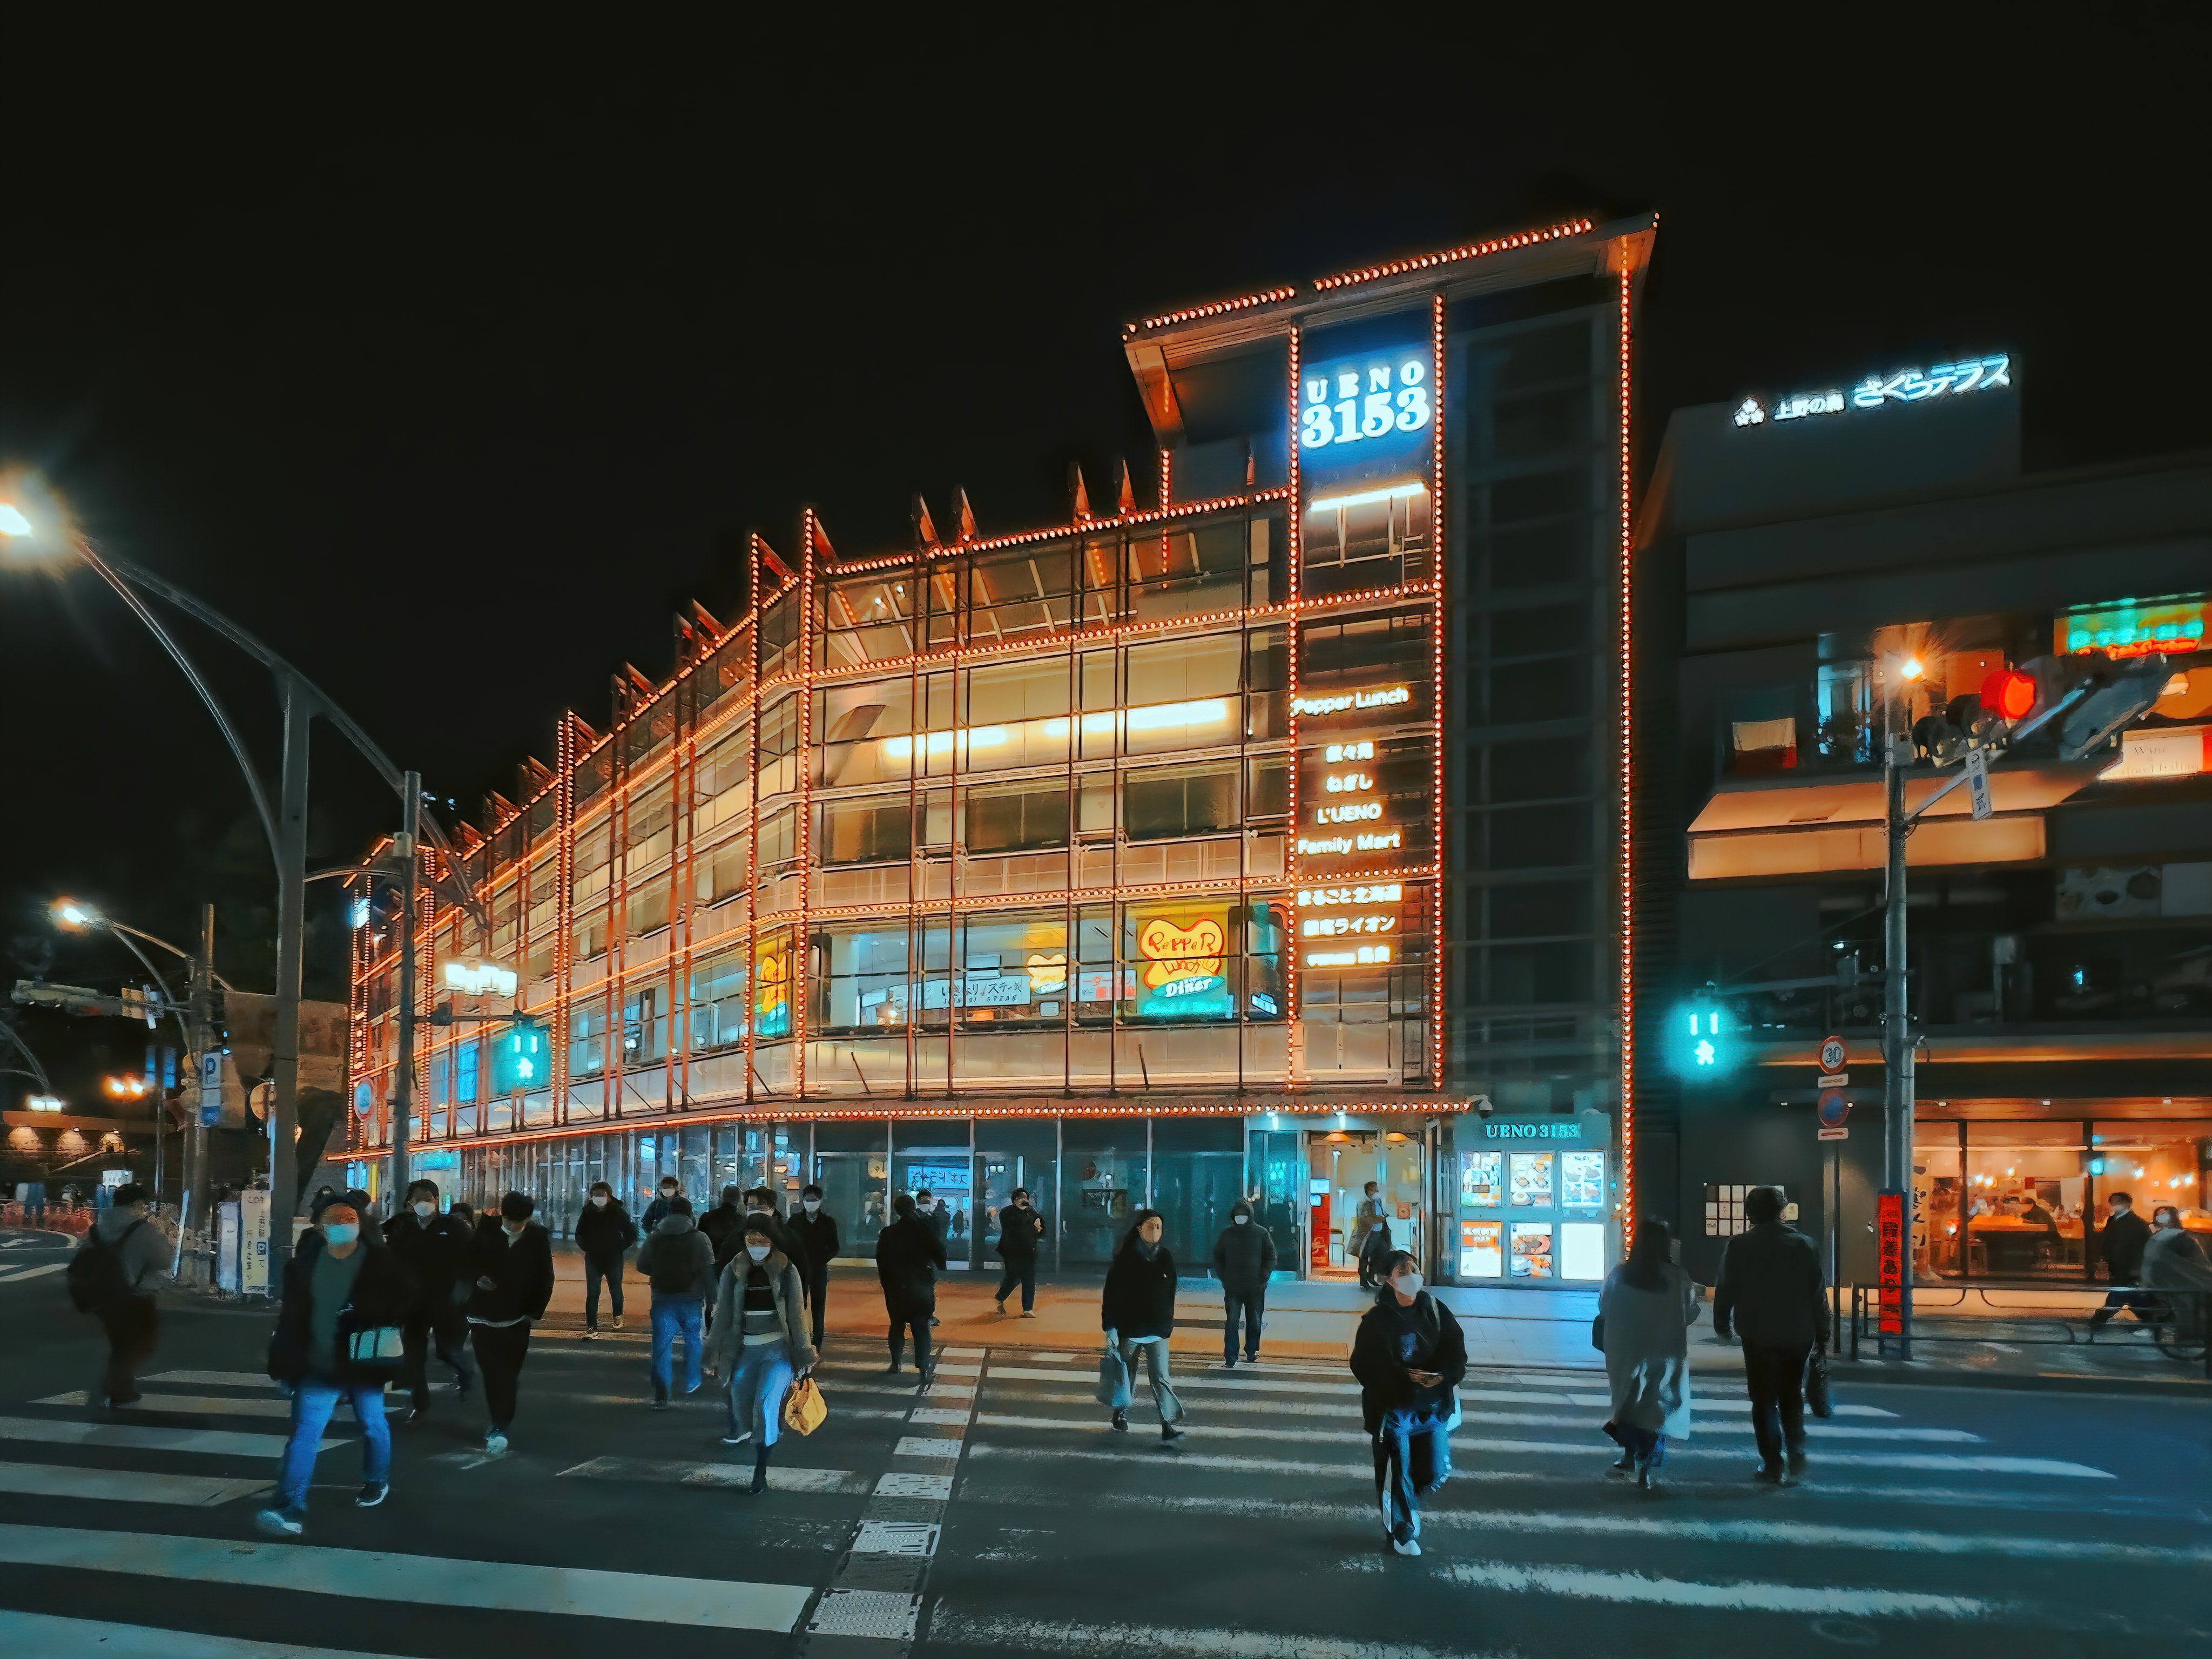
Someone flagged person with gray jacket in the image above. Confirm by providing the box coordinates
[707,1217,818,1493]
[71,1183,170,1409]
[1712,1185,1829,1483]
[1210,1197,1277,1366]
[636,1197,715,1408]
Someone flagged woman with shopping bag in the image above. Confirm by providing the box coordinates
[1350,1249,1465,1557]
[1101,1210,1185,1441]
[706,1217,817,1494]
[1595,1216,1699,1490]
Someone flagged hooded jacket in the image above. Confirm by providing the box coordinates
[641,1191,681,1233]
[462,1217,556,1325]
[875,1213,946,1318]
[83,1206,170,1297]
[637,1212,716,1299]
[1350,1287,1468,1436]
[705,1247,816,1377]
[267,1237,419,1386]
[1102,1240,1178,1339]
[574,1198,638,1262]
[1210,1199,1277,1294]
[698,1199,747,1272]
[996,1201,1046,1260]
[381,1208,470,1313]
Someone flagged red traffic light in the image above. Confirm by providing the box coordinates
[1980,667,2037,722]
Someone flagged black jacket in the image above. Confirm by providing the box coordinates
[788,1207,841,1274]
[1210,1203,1277,1294]
[748,1209,811,1281]
[462,1217,556,1324]
[1713,1221,1829,1348]
[637,1213,717,1299]
[2099,1209,2152,1281]
[875,1215,946,1317]
[1102,1244,1177,1339]
[381,1210,470,1315]
[1350,1289,1467,1435]
[698,1202,747,1272]
[996,1202,1046,1259]
[574,1200,638,1263]
[267,1238,419,1386]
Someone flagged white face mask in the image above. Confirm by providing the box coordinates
[323,1223,359,1246]
[803,1200,820,1213]
[504,1220,526,1237]
[591,1195,609,1207]
[413,1201,435,1219]
[661,1189,678,1201]
[1232,1213,1249,1225]
[1393,1272,1424,1298]
[746,1242,771,1262]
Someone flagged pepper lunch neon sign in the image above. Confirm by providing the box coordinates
[1733,354,2012,428]
[1299,354,1431,450]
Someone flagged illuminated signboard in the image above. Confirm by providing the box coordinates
[1299,350,1432,452]
[2056,592,2207,659]
[442,957,518,1000]
[1733,354,2012,428]
[1296,881,1402,968]
[1290,685,1412,719]
[1129,905,1233,1020]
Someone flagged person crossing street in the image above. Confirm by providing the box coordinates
[574,1180,637,1337]
[1102,1209,1186,1440]
[876,1192,945,1385]
[788,1184,841,1349]
[382,1179,475,1424]
[1351,1249,1465,1557]
[994,1188,1046,1317]
[706,1216,817,1493]
[68,1182,168,1410]
[1211,1197,1276,1366]
[463,1190,555,1454]
[1712,1184,1829,1483]
[636,1194,714,1407]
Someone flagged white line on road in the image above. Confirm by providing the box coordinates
[930,1610,1508,1659]
[0,1416,332,1459]
[1410,1557,2002,1620]
[0,1610,409,1658]
[37,1390,296,1420]
[0,1461,269,1507]
[557,1454,872,1494]
[0,1263,66,1283]
[146,1371,295,1390]
[0,1522,814,1632]
[965,1444,1549,1483]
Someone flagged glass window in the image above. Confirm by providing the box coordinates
[1509,1220,1555,1278]
[688,950,749,1051]
[817,923,912,1033]
[967,781,1069,854]
[1061,1125,1145,1267]
[627,780,673,853]
[822,800,912,865]
[2093,1119,2212,1236]
[969,543,1074,644]
[628,876,670,939]
[622,984,666,1065]
[1959,1122,2087,1279]
[568,1001,608,1080]
[1125,764,1238,841]
[455,1040,478,1105]
[1123,901,1237,1021]
[819,680,911,788]
[1122,634,1243,754]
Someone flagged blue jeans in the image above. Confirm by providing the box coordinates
[650,1295,704,1401]
[276,1377,389,1509]
[727,1341,794,1446]
[1373,1423,1447,1542]
[1618,1424,1666,1466]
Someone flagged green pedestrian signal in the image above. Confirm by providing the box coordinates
[1678,1000,1731,1081]
[490,1017,548,1095]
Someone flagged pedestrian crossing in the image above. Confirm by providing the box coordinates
[0,1327,2203,1654]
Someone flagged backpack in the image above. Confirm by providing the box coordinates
[68,1220,145,1313]
[649,1232,703,1294]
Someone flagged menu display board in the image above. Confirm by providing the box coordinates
[1561,1151,1604,1210]
[1560,1222,1606,1281]
[1460,1150,1503,1209]
[1509,1222,1554,1278]
[1508,1152,1554,1209]
[1460,1219,1502,1278]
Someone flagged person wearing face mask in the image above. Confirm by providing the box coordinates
[1350,1249,1466,1556]
[2088,1191,2156,1336]
[256,1202,419,1537]
[1596,1217,1700,1489]
[2141,1203,2212,1344]
[382,1179,476,1424]
[463,1191,556,1454]
[788,1184,841,1350]
[706,1217,818,1493]
[1351,1181,1387,1290]
[643,1176,683,1233]
[745,1186,812,1283]
[875,1192,946,1386]
[636,1195,715,1407]
[994,1188,1046,1318]
[1102,1209,1185,1440]
[1210,1197,1277,1367]
[573,1181,638,1338]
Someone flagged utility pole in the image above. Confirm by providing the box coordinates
[268,676,312,1276]
[389,770,421,1213]
[1881,728,1914,1358]
[179,901,217,1284]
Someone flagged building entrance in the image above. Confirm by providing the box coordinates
[1304,1127,1425,1280]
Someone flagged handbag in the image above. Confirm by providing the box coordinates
[782,1375,828,1436]
[1095,1342,1131,1410]
[1590,1314,1605,1352]
[346,1325,406,1362]
[1804,1345,1835,1420]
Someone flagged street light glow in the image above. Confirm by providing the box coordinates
[1900,657,1925,681]
[0,502,31,536]
[25,1094,63,1111]
[53,899,97,929]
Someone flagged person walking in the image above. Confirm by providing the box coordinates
[788,1184,841,1350]
[2088,1190,2156,1335]
[700,1185,747,1276]
[875,1193,945,1386]
[1211,1197,1276,1367]
[706,1217,818,1493]
[642,1175,682,1232]
[913,1189,946,1326]
[636,1195,714,1408]
[463,1190,556,1454]
[69,1182,168,1410]
[1102,1209,1186,1441]
[1596,1217,1699,1488]
[745,1186,811,1282]
[994,1187,1046,1318]
[1712,1184,1828,1483]
[255,1202,416,1537]
[1350,1181,1388,1289]
[382,1179,475,1425]
[1350,1249,1466,1557]
[574,1179,637,1337]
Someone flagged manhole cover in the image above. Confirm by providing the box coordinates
[807,1589,921,1640]
[853,1520,940,1556]
[894,1437,963,1459]
[874,1472,954,1500]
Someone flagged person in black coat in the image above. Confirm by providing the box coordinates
[256,1202,417,1537]
[383,1179,477,1421]
[994,1188,1047,1317]
[1350,1247,1466,1557]
[788,1183,841,1350]
[463,1191,556,1453]
[1102,1209,1185,1440]
[2089,1191,2157,1333]
[574,1180,638,1337]
[1712,1185,1830,1481]
[1211,1196,1278,1366]
[875,1193,946,1386]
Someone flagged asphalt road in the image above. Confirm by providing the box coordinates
[0,1228,2206,1658]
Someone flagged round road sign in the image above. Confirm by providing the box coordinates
[1818,1035,1848,1073]
[1817,1089,1851,1128]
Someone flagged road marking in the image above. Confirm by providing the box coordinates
[0,1416,332,1459]
[0,1522,813,1631]
[0,1461,268,1507]
[931,1610,1505,1659]
[853,1520,939,1555]
[1414,1557,2001,1620]
[983,1366,1356,1395]
[808,1588,921,1640]
[908,1407,971,1426]
[0,1611,408,1658]
[895,1437,963,1458]
[822,1360,981,1379]
[557,1455,871,1493]
[965,1444,1548,1483]
[146,1371,300,1390]
[37,1390,298,1420]
[875,1472,953,1499]
[0,1263,66,1283]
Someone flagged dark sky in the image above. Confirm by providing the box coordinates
[2,13,2203,1093]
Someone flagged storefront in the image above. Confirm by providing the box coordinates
[1448,1110,1616,1285]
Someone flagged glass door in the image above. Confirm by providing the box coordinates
[813,1150,887,1258]
[895,1147,974,1269]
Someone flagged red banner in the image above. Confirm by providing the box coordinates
[1876,1189,1905,1335]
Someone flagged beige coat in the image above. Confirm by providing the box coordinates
[705,1248,816,1375]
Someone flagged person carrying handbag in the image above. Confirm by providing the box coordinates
[706,1217,818,1494]
[255,1202,417,1538]
[1595,1217,1700,1489]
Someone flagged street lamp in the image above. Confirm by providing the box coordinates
[26,1094,64,1112]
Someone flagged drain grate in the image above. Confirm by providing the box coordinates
[807,1589,921,1640]
[873,1471,954,1500]
[853,1520,940,1556]
[905,1407,969,1426]
[893,1437,963,1459]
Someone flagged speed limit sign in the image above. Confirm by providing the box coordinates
[1817,1035,1848,1074]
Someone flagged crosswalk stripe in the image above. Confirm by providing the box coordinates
[0,1610,406,1658]
[987,1365,1357,1394]
[822,1360,981,1378]
[1406,1557,2001,1620]
[932,1609,1500,1659]
[558,1454,872,1494]
[0,1263,66,1283]
[0,1416,332,1459]
[37,1390,296,1420]
[0,1461,268,1507]
[0,1521,813,1631]
[146,1371,296,1390]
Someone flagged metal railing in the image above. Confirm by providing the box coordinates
[1848,1281,2211,1378]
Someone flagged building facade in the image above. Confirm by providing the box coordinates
[1640,358,2212,1289]
[347,214,1655,1285]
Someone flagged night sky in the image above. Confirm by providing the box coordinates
[2,15,2200,1097]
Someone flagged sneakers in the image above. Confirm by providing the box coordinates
[255,1506,306,1538]
[1635,1462,1660,1491]
[1608,1454,1635,1474]
[685,1378,703,1395]
[1753,1459,1796,1486]
[1110,1409,1129,1433]
[1388,1534,1422,1557]
[1020,1310,1037,1319]
[1161,1422,1186,1442]
[748,1464,768,1495]
[484,1430,509,1455]
[355,1481,388,1508]
[994,1298,1008,1316]
[1224,1356,1238,1370]
[398,1404,427,1428]
[884,1361,903,1376]
[1785,1445,1809,1478]
[612,1316,626,1331]
[652,1397,671,1412]
[582,1327,599,1341]
[723,1430,753,1446]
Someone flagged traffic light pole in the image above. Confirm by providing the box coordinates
[1881,733,1914,1358]
[388,771,421,1216]
[268,676,312,1279]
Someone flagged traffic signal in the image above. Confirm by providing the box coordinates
[489,1017,547,1094]
[1675,997,1735,1081]
[1980,652,2173,759]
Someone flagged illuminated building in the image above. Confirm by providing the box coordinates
[348,214,1656,1284]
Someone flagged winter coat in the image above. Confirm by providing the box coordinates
[2142,1225,2212,1293]
[636,1213,716,1300]
[1210,1201,1276,1294]
[381,1210,470,1315]
[750,1209,812,1282]
[267,1238,419,1386]
[698,1202,747,1272]
[1102,1244,1178,1339]
[1714,1222,1829,1349]
[788,1208,841,1275]
[462,1217,556,1324]
[2099,1209,2152,1282]
[875,1215,946,1318]
[1350,1288,1468,1437]
[1599,1261,1701,1439]
[641,1194,680,1233]
[996,1202,1046,1260]
[1349,1194,1387,1251]
[573,1200,638,1263]
[82,1207,169,1297]
[706,1249,817,1376]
